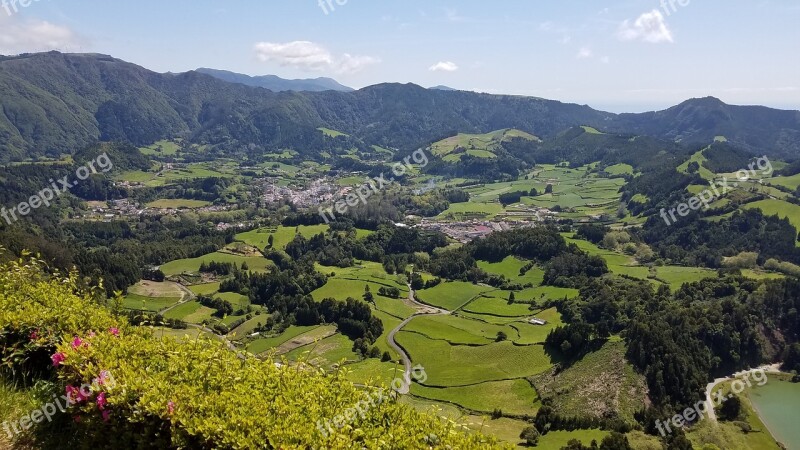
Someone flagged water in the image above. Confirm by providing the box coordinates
[748,378,800,450]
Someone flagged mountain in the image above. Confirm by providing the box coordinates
[429,85,457,91]
[615,97,800,157]
[196,68,353,92]
[1,52,799,162]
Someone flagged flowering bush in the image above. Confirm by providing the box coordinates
[0,254,507,449]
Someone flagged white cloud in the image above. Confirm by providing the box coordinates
[0,14,83,54]
[576,47,593,59]
[253,41,378,74]
[429,61,459,72]
[444,8,465,22]
[618,10,674,43]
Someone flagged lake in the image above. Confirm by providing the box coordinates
[748,376,800,450]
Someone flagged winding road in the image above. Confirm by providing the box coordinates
[703,363,783,423]
[386,279,449,394]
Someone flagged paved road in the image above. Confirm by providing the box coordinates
[385,280,449,394]
[703,363,783,423]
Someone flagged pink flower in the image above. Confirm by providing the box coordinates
[167,401,175,415]
[51,352,66,367]
[108,327,119,337]
[73,415,81,423]
[66,385,88,404]
[30,330,39,341]
[71,337,83,349]
[95,370,112,386]
[87,331,96,338]
[96,392,107,411]
[101,410,111,422]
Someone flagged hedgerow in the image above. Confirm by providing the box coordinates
[0,253,507,449]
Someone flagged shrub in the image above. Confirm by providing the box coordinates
[0,253,507,449]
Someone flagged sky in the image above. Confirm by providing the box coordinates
[1,0,798,113]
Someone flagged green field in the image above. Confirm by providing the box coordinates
[477,257,544,285]
[404,314,512,345]
[122,294,182,312]
[318,127,348,138]
[235,225,330,250]
[246,325,320,355]
[160,251,273,276]
[123,281,185,312]
[415,282,493,311]
[396,332,552,386]
[412,379,540,416]
[188,282,220,296]
[139,140,180,156]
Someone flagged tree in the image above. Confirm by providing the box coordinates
[719,395,742,421]
[381,351,392,362]
[519,426,540,446]
[267,234,274,248]
[545,184,554,194]
[363,285,374,303]
[508,292,516,305]
[496,331,508,342]
[599,432,632,450]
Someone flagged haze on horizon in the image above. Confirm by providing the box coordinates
[0,0,798,113]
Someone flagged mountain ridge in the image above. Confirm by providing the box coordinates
[195,68,354,92]
[1,52,799,162]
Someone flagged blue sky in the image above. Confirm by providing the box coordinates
[1,0,798,112]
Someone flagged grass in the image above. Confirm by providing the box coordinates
[235,225,330,250]
[163,301,203,321]
[535,429,610,450]
[511,308,563,344]
[743,199,800,244]
[284,333,360,367]
[655,266,718,289]
[188,282,220,296]
[581,126,605,135]
[404,314,512,345]
[122,294,181,312]
[344,359,405,386]
[430,129,538,157]
[139,139,180,156]
[215,292,249,310]
[477,257,544,285]
[396,332,552,386]
[530,340,648,424]
[145,199,212,209]
[678,147,715,181]
[246,325,320,355]
[415,282,493,311]
[160,251,273,276]
[604,163,634,175]
[128,280,185,299]
[318,127,348,138]
[462,294,535,317]
[411,379,540,416]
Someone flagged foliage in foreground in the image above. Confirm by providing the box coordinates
[0,253,507,449]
